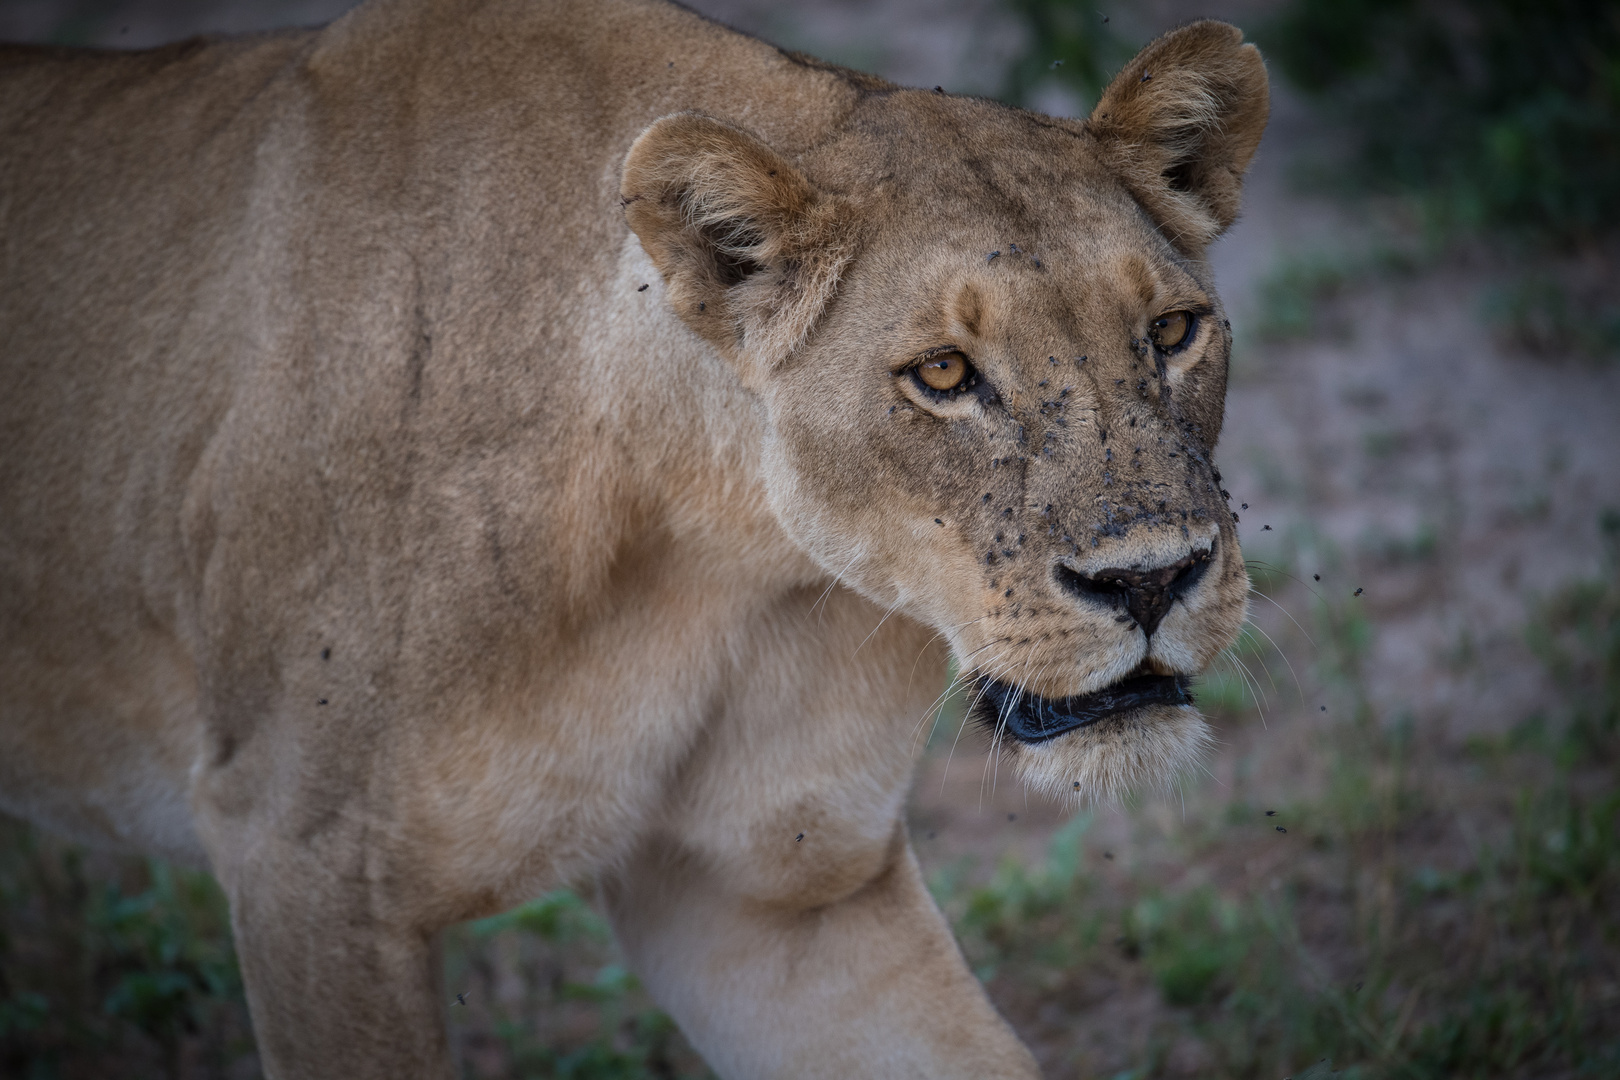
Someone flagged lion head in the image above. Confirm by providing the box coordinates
[623,22,1268,802]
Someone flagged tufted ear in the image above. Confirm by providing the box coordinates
[621,114,856,379]
[1087,21,1269,255]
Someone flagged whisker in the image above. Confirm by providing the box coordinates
[1244,616,1304,703]
[808,550,864,624]
[906,614,993,694]
[1220,647,1262,712]
[906,630,950,704]
[917,634,1002,727]
[941,613,994,634]
[1226,648,1270,727]
[981,687,1017,811]
[1244,559,1329,610]
[907,628,1004,748]
[853,595,906,658]
[986,651,1039,803]
[1247,583,1319,652]
[910,658,988,754]
[940,655,1009,791]
[996,657,1052,799]
[1236,624,1281,697]
[1211,648,1263,721]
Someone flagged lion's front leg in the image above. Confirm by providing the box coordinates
[204,827,454,1078]
[198,789,456,1079]
[604,588,1041,1079]
[606,830,1040,1080]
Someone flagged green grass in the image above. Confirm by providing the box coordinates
[443,893,711,1079]
[1257,0,1620,246]
[0,843,709,1079]
[0,830,253,1078]
[1482,275,1620,363]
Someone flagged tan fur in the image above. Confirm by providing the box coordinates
[0,3,1266,1076]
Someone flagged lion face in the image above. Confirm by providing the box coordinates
[623,22,1269,800]
[760,158,1247,799]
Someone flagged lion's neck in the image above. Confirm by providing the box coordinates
[556,237,824,627]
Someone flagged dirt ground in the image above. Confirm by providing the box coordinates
[5,1,1617,1076]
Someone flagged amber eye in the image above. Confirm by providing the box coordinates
[915,351,971,392]
[1149,311,1192,350]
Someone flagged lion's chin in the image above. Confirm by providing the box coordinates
[972,678,1213,803]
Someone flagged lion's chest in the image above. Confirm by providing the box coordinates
[405,572,796,905]
[405,577,938,915]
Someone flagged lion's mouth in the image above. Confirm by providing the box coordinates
[974,673,1194,743]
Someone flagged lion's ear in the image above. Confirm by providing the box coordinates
[621,114,855,378]
[1087,21,1269,255]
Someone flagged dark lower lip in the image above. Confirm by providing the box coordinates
[975,674,1194,743]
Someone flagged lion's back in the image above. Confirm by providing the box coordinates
[0,31,314,641]
[0,32,326,858]
[0,0,867,859]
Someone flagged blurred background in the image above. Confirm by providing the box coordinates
[2,1,1617,1077]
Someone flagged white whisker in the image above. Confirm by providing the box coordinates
[940,654,1007,791]
[1245,577,1318,651]
[808,550,864,624]
[1244,616,1303,703]
[1236,624,1280,697]
[853,595,905,658]
[1225,648,1269,727]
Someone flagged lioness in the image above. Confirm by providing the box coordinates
[0,0,1266,1075]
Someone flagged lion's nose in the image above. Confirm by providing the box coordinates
[1055,546,1215,637]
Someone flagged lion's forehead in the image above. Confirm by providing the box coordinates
[840,221,1208,373]
[826,93,1109,195]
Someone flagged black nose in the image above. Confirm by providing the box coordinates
[1055,545,1215,637]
